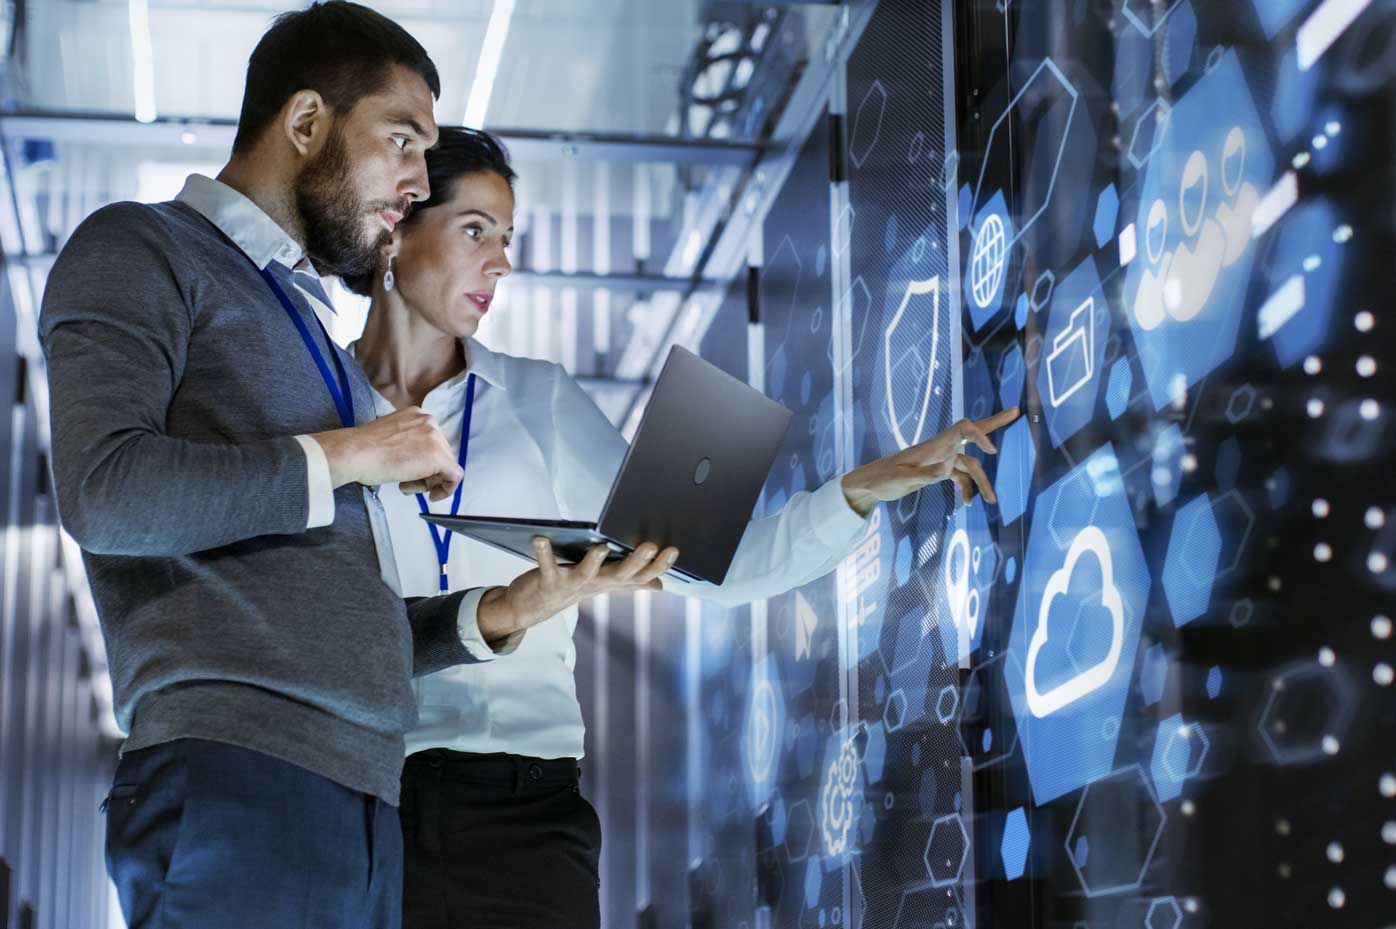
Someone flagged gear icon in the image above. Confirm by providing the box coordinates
[820,736,860,855]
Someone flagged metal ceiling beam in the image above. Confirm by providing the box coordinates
[508,269,724,294]
[0,111,764,166]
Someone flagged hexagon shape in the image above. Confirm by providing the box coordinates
[1140,643,1168,706]
[863,722,888,785]
[1162,494,1222,625]
[1122,53,1275,410]
[742,656,786,808]
[1147,896,1184,929]
[1107,357,1133,420]
[1014,292,1030,329]
[1228,597,1254,628]
[1000,807,1030,880]
[1030,270,1055,310]
[1211,490,1255,578]
[1121,0,1185,36]
[935,686,959,725]
[1127,98,1171,169]
[1044,457,1106,551]
[1005,446,1152,804]
[971,59,1080,246]
[1037,258,1108,448]
[993,417,1035,525]
[924,814,969,887]
[1257,660,1359,765]
[784,798,816,862]
[849,80,887,169]
[957,653,1020,771]
[1093,184,1120,249]
[759,234,803,341]
[998,342,1026,411]
[883,688,909,731]
[1150,713,1211,802]
[894,886,961,929]
[1225,384,1256,424]
[966,191,1015,332]
[1064,765,1167,897]
[803,857,822,908]
[1165,2,1197,87]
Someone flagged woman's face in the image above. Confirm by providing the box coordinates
[391,169,514,339]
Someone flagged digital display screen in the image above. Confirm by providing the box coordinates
[580,2,1394,927]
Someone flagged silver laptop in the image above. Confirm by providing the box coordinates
[421,345,793,585]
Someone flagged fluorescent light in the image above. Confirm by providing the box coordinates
[1252,171,1298,238]
[463,0,516,127]
[1298,0,1373,70]
[1258,274,1306,340]
[128,0,157,123]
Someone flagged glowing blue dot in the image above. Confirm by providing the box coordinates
[1207,666,1223,699]
[1005,556,1017,583]
[982,728,993,752]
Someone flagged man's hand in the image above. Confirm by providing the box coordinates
[309,406,464,501]
[476,538,680,645]
[840,408,1021,516]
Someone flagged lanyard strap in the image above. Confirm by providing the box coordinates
[258,267,356,429]
[416,373,478,591]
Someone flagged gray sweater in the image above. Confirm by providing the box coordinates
[40,199,480,804]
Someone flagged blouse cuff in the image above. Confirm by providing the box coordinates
[457,586,526,660]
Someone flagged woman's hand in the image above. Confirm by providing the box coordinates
[840,408,1021,517]
[475,538,679,646]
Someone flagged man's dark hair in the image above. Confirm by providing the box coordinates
[232,1,441,154]
[342,127,516,296]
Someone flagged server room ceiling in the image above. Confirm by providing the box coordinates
[2,0,844,404]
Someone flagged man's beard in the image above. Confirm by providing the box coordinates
[296,127,399,278]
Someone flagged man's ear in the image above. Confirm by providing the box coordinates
[281,90,330,158]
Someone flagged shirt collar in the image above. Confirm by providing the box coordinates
[175,173,310,272]
[462,338,507,392]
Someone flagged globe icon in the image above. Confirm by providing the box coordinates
[970,212,1007,309]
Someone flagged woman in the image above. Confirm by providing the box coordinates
[346,127,1017,928]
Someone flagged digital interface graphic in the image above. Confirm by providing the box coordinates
[578,2,1394,927]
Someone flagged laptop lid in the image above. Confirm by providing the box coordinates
[597,346,792,585]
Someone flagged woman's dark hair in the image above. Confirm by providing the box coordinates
[342,126,517,296]
[232,1,441,154]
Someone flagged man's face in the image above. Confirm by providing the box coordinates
[296,64,438,277]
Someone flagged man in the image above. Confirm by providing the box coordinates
[40,4,669,926]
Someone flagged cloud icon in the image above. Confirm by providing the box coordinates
[1025,525,1126,718]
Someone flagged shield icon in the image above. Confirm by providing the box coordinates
[883,275,942,449]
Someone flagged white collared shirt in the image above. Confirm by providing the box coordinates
[174,173,501,662]
[363,337,871,760]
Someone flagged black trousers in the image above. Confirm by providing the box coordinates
[400,750,602,929]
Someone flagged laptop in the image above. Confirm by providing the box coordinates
[421,345,793,585]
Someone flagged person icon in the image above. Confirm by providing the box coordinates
[1164,147,1227,323]
[1215,125,1261,267]
[1133,197,1174,331]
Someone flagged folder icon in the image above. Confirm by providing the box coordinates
[1046,296,1095,407]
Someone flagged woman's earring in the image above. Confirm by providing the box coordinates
[383,257,396,292]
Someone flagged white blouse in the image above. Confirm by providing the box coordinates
[363,338,870,760]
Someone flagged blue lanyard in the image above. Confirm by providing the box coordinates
[416,373,477,590]
[259,267,356,429]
